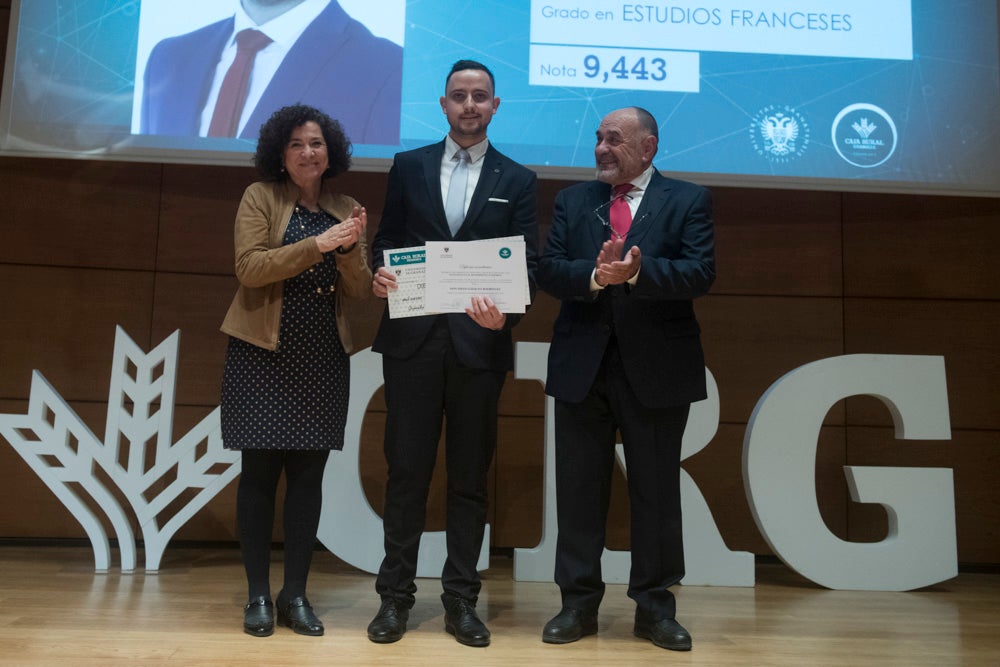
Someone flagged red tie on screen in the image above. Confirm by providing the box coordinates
[609,183,634,239]
[208,29,272,138]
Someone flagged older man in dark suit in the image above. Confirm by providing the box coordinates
[537,106,715,651]
[366,59,538,647]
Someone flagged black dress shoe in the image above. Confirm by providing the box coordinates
[441,593,490,647]
[541,607,598,644]
[243,596,274,637]
[276,591,324,636]
[367,598,409,644]
[634,610,692,651]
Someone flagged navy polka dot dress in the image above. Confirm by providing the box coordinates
[220,206,349,451]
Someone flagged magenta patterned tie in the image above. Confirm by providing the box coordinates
[609,183,634,240]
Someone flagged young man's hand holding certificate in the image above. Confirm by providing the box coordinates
[383,236,530,319]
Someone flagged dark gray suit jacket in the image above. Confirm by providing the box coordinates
[371,140,538,372]
[537,170,715,408]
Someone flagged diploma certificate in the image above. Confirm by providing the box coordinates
[424,238,529,313]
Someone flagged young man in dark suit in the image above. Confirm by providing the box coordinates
[366,59,538,647]
[537,106,715,651]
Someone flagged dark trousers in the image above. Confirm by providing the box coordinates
[237,449,330,600]
[376,321,505,606]
[553,341,689,620]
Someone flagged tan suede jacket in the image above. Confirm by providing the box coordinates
[220,179,372,352]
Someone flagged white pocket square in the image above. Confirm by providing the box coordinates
[488,197,509,203]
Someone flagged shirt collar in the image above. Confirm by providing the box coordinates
[444,135,489,163]
[232,0,328,48]
[620,164,655,196]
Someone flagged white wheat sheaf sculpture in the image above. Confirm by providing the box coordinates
[0,326,240,572]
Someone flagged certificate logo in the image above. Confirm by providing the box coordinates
[750,105,810,163]
[498,247,512,259]
[832,103,897,168]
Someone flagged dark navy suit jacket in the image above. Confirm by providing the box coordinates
[537,170,715,408]
[371,140,538,372]
[140,1,402,144]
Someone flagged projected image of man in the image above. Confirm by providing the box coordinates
[139,0,402,144]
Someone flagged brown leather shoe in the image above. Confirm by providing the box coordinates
[541,608,598,644]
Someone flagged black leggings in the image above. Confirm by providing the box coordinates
[237,449,330,600]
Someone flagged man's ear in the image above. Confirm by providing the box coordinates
[642,134,658,162]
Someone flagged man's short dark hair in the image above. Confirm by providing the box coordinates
[445,59,495,93]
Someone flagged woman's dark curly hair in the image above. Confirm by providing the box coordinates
[253,104,352,180]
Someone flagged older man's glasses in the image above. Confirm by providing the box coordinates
[593,190,643,240]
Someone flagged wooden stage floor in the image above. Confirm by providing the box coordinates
[0,546,997,666]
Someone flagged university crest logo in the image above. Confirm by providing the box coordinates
[751,105,810,163]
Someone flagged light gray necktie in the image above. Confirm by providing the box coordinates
[444,148,470,235]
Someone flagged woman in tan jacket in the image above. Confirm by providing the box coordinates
[219,104,371,638]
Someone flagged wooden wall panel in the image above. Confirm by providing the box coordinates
[0,158,162,270]
[333,170,395,221]
[698,295,845,425]
[155,164,255,275]
[844,299,1000,430]
[712,187,843,296]
[150,272,239,407]
[493,415,545,546]
[843,193,1000,299]
[950,430,1000,563]
[0,265,155,401]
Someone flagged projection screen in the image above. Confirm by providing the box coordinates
[1,0,998,196]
